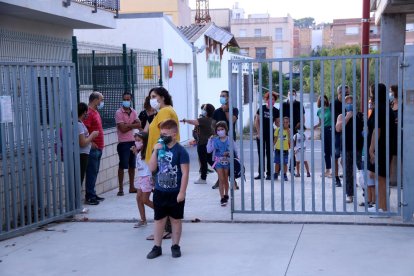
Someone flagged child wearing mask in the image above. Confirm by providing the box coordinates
[274,117,291,181]
[207,121,237,206]
[131,131,153,228]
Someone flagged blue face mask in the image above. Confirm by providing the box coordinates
[98,101,104,110]
[220,97,227,105]
[389,92,394,102]
[345,103,353,112]
[122,100,131,108]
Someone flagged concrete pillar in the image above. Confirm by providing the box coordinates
[380,13,406,85]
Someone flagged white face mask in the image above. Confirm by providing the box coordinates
[150,98,160,110]
[201,110,207,116]
[135,141,143,150]
[217,130,226,137]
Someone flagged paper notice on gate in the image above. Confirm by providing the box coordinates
[0,96,13,123]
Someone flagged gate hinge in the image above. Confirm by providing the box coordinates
[399,201,408,207]
[400,63,409,68]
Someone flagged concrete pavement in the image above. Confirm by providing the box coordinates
[1,144,414,276]
[1,222,414,276]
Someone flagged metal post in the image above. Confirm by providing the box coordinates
[402,45,414,222]
[360,0,370,112]
[72,36,80,103]
[122,44,128,93]
[92,50,96,90]
[158,48,163,87]
[130,49,135,103]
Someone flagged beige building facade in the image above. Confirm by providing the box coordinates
[231,14,294,66]
[120,0,191,26]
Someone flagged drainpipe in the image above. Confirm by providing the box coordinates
[361,0,370,112]
[192,44,199,118]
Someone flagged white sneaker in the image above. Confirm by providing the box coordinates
[346,196,353,203]
[194,178,207,184]
[368,206,384,213]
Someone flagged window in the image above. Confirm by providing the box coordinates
[255,47,266,59]
[275,28,283,41]
[407,23,414,32]
[274,48,283,58]
[239,29,246,37]
[239,48,249,56]
[254,28,262,37]
[345,26,359,35]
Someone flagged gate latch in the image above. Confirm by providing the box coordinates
[399,201,408,207]
[400,63,409,68]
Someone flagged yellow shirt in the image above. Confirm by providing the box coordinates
[274,127,290,150]
[145,106,180,162]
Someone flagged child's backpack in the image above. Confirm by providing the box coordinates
[233,157,245,180]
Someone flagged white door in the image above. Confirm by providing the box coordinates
[167,63,191,142]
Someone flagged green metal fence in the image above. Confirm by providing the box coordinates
[76,40,160,129]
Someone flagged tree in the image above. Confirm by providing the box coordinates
[294,17,315,28]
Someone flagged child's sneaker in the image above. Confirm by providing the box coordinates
[273,173,279,180]
[147,245,162,259]
[171,244,181,258]
[224,195,229,203]
[284,174,289,181]
[307,172,311,177]
[220,198,227,206]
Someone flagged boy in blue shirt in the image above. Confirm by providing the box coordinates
[146,119,190,259]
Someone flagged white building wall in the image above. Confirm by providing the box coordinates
[74,15,194,141]
[311,29,323,50]
[193,36,231,114]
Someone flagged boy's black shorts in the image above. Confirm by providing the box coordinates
[153,189,185,220]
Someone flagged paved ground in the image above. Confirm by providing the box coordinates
[1,143,413,276]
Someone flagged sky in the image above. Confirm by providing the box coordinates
[189,0,365,24]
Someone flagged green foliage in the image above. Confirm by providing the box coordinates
[294,17,315,28]
[253,63,300,97]
[229,46,240,54]
[298,46,377,107]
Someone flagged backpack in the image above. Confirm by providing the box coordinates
[233,157,245,180]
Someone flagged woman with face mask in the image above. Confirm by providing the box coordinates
[139,95,158,131]
[335,95,364,204]
[180,104,215,184]
[144,87,179,241]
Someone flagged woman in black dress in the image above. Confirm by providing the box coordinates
[367,83,396,212]
[139,95,157,131]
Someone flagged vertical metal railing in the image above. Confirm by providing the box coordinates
[228,52,407,220]
[0,62,80,240]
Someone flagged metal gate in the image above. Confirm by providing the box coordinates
[0,62,80,240]
[227,52,410,221]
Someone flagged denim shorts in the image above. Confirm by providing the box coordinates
[274,150,289,164]
[117,141,136,169]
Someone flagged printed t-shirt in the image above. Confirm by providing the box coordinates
[155,143,189,193]
[274,127,289,150]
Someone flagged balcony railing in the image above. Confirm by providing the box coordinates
[63,0,119,16]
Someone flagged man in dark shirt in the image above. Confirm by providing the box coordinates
[332,84,349,187]
[282,89,305,172]
[212,90,239,141]
[282,89,305,134]
[254,92,280,180]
